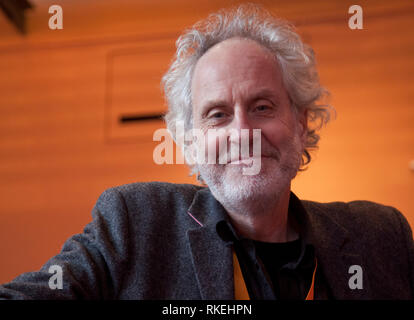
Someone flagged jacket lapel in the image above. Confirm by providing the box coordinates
[302,200,373,299]
[186,188,234,299]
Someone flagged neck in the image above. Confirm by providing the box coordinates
[224,185,298,243]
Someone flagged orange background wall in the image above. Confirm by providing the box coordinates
[0,0,413,284]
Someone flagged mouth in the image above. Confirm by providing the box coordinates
[228,159,254,165]
[227,155,274,165]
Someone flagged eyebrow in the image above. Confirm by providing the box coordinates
[247,88,280,105]
[200,99,228,116]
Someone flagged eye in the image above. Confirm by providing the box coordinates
[203,110,230,127]
[207,110,228,120]
[256,105,269,111]
[213,112,225,118]
[254,104,272,112]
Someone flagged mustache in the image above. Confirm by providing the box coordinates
[215,141,280,164]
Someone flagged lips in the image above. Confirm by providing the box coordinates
[229,158,254,165]
[227,155,273,165]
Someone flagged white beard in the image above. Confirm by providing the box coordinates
[197,132,303,215]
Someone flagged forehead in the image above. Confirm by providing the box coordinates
[191,38,284,101]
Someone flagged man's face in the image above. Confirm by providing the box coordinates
[191,38,306,206]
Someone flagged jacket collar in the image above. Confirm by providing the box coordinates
[186,187,372,300]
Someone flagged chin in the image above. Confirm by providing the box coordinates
[201,161,293,205]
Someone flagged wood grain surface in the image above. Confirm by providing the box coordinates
[0,0,413,284]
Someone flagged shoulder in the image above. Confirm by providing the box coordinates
[301,198,414,298]
[302,198,411,241]
[93,182,202,225]
[97,181,201,206]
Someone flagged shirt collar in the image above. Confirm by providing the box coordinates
[187,186,314,246]
[211,190,315,271]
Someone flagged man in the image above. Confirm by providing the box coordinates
[1,4,413,300]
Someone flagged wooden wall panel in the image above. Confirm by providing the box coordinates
[107,44,174,141]
[291,6,414,219]
[0,0,413,284]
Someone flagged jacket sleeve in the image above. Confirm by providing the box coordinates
[394,207,414,296]
[0,188,131,299]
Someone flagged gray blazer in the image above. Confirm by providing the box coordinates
[0,182,413,299]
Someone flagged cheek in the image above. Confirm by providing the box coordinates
[260,122,294,148]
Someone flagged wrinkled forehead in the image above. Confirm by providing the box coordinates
[193,37,278,81]
[191,38,285,106]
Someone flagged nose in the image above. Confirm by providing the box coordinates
[231,106,253,131]
[227,106,255,156]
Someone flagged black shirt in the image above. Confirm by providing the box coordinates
[215,193,331,300]
[254,238,316,299]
